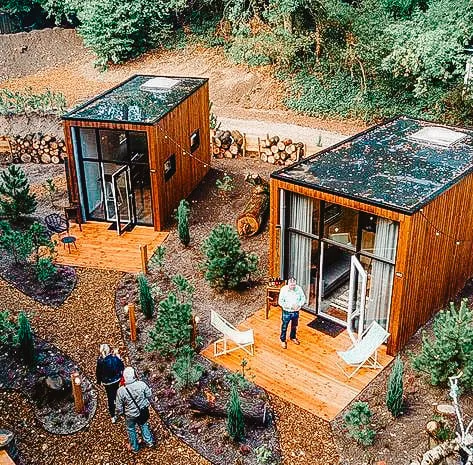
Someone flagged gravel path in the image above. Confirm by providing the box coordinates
[0,269,209,465]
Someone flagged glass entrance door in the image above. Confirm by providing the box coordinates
[347,255,368,342]
[111,165,133,235]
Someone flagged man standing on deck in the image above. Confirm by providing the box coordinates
[278,277,306,349]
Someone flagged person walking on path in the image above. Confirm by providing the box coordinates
[116,366,155,453]
[96,343,124,423]
[278,277,306,349]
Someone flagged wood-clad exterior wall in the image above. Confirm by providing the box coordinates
[62,81,210,231]
[153,81,210,228]
[390,173,473,353]
[269,174,473,355]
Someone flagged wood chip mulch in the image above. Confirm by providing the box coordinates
[0,268,208,465]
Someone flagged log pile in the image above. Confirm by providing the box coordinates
[2,133,66,164]
[212,129,245,159]
[259,135,304,166]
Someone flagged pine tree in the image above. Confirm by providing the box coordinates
[412,299,473,388]
[0,165,37,222]
[201,224,258,289]
[227,383,245,442]
[147,292,191,357]
[17,311,36,367]
[177,199,190,246]
[137,273,154,319]
[386,356,404,417]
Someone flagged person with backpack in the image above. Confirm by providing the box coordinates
[116,366,155,453]
[95,343,124,423]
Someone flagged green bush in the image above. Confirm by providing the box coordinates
[148,245,166,272]
[215,174,234,194]
[386,356,404,417]
[0,165,37,222]
[0,221,33,264]
[201,224,258,289]
[0,311,17,348]
[147,292,192,357]
[255,444,273,464]
[137,273,154,319]
[412,299,473,388]
[227,383,245,442]
[177,199,190,246]
[171,345,204,390]
[171,274,195,303]
[35,257,57,284]
[343,401,376,447]
[29,222,55,265]
[17,311,36,367]
[77,0,173,67]
[0,88,66,117]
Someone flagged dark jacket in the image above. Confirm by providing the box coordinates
[96,354,124,385]
[115,380,152,418]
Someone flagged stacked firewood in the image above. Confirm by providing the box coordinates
[260,135,304,166]
[9,133,66,164]
[212,129,245,159]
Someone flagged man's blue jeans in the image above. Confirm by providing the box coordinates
[125,417,154,451]
[280,310,299,341]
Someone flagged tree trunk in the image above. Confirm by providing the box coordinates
[189,393,269,426]
[236,185,269,236]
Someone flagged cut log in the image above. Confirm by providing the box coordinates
[224,150,233,158]
[270,145,279,154]
[213,137,222,148]
[189,393,269,427]
[51,156,60,164]
[20,154,31,163]
[41,154,51,164]
[285,144,296,155]
[260,153,268,163]
[229,143,239,156]
[267,155,275,164]
[212,146,221,156]
[277,141,285,151]
[236,185,269,236]
[231,130,243,146]
[283,138,293,146]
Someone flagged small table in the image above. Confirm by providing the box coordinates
[266,284,283,319]
[61,235,77,253]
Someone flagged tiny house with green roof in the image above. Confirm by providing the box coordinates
[268,116,473,354]
[62,75,210,233]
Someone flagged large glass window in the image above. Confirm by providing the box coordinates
[79,128,98,160]
[99,130,128,162]
[323,203,358,250]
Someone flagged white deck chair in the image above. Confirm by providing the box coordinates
[210,310,255,357]
[336,321,390,379]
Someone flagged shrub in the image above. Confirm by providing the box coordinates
[171,345,204,390]
[386,356,404,417]
[29,222,55,265]
[176,199,190,246]
[147,292,192,357]
[171,274,195,303]
[0,311,16,347]
[201,224,258,289]
[215,174,234,194]
[0,165,37,222]
[17,311,36,367]
[343,401,376,447]
[137,273,154,319]
[35,257,57,284]
[77,0,173,67]
[227,382,245,442]
[412,299,473,388]
[0,221,33,264]
[148,245,165,272]
[0,88,66,117]
[255,444,273,464]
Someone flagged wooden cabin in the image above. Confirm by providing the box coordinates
[62,75,210,233]
[268,116,473,355]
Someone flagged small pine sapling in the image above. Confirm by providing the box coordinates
[43,179,57,207]
[0,221,33,264]
[201,224,258,289]
[29,222,55,265]
[386,356,404,417]
[255,444,273,464]
[215,174,234,196]
[0,311,16,348]
[137,273,154,319]
[176,199,190,246]
[316,134,323,147]
[171,345,204,390]
[36,257,57,284]
[0,165,37,222]
[147,292,192,357]
[227,382,245,442]
[343,401,376,447]
[171,274,195,303]
[17,311,36,367]
[148,245,165,272]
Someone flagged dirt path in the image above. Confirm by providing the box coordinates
[1,29,366,136]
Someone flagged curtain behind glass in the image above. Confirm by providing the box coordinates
[288,193,313,296]
[365,218,399,330]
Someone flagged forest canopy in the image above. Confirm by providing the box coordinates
[2,0,473,123]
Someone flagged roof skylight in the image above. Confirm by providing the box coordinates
[409,126,467,147]
[140,77,180,91]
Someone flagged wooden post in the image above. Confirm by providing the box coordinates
[242,133,247,158]
[190,315,200,349]
[140,244,148,274]
[71,372,84,413]
[257,137,261,158]
[128,304,137,342]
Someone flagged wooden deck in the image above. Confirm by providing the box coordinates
[53,222,168,273]
[201,307,392,421]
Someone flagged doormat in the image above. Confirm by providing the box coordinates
[307,316,345,338]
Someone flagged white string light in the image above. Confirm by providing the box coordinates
[419,210,471,245]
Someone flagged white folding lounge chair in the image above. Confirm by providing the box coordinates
[336,321,390,379]
[210,310,255,357]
